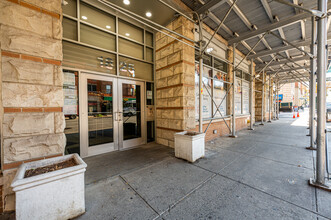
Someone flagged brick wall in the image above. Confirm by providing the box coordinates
[155,16,196,147]
[0,0,64,212]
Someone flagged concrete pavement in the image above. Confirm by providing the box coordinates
[78,110,331,220]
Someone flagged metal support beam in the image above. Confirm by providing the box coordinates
[248,40,311,59]
[228,12,312,44]
[256,55,310,70]
[196,0,227,14]
[266,66,310,74]
[231,43,237,137]
[249,59,254,130]
[277,80,280,120]
[274,0,325,17]
[310,0,330,189]
[307,16,317,150]
[268,31,314,58]
[198,15,203,133]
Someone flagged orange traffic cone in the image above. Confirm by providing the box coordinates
[297,112,300,117]
[293,112,296,118]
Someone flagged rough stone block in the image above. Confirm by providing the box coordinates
[54,113,65,133]
[54,66,63,86]
[160,44,173,57]
[3,113,54,138]
[160,67,173,78]
[156,77,167,88]
[156,137,168,146]
[3,133,66,163]
[167,74,181,86]
[52,17,62,40]
[2,57,55,85]
[0,1,53,38]
[23,0,62,14]
[155,57,167,70]
[167,51,181,65]
[155,36,168,51]
[3,82,63,107]
[3,169,17,196]
[0,25,62,60]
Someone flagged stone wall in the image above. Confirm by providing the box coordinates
[0,0,64,212]
[255,73,273,122]
[155,16,196,147]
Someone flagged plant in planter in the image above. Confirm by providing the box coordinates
[174,131,205,163]
[11,153,87,220]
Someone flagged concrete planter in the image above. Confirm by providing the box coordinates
[11,153,87,220]
[175,131,205,163]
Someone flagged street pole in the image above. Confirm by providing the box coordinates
[307,16,317,150]
[310,0,329,189]
[231,43,237,137]
[249,59,254,130]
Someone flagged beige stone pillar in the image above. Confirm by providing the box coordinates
[155,16,195,147]
[0,0,64,211]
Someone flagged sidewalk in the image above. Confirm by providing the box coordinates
[78,110,331,219]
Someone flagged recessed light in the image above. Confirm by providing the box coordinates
[146,11,152,17]
[123,0,130,5]
[106,25,111,29]
[81,15,87,20]
[206,47,214,53]
[125,33,130,36]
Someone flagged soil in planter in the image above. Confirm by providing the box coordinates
[24,158,77,178]
[185,132,198,136]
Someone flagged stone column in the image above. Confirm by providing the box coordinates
[155,16,195,147]
[255,73,265,122]
[0,0,64,211]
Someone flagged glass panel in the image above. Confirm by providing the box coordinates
[214,80,227,117]
[242,81,250,114]
[63,18,77,40]
[147,121,155,142]
[80,2,115,32]
[203,66,212,78]
[214,70,227,82]
[235,69,242,78]
[244,72,251,81]
[80,24,116,51]
[63,41,116,75]
[235,80,242,114]
[63,0,77,17]
[122,84,141,140]
[63,70,80,155]
[146,82,154,105]
[119,56,153,81]
[146,47,153,62]
[119,19,143,43]
[88,79,114,147]
[145,31,153,47]
[202,53,212,66]
[214,57,227,72]
[119,38,143,59]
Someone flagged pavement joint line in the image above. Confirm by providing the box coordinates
[208,146,314,171]
[118,175,161,218]
[155,173,218,219]
[85,157,174,187]
[194,163,330,219]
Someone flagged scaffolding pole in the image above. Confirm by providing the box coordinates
[231,43,237,137]
[260,71,265,125]
[277,80,280,120]
[307,16,317,150]
[268,76,272,122]
[309,0,330,190]
[249,59,254,130]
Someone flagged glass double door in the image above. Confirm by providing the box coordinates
[80,73,145,157]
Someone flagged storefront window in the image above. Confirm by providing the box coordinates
[235,80,242,114]
[80,24,116,52]
[63,41,116,75]
[63,18,77,40]
[119,56,153,81]
[62,0,154,81]
[80,2,116,32]
[119,19,143,43]
[119,38,144,59]
[235,70,251,115]
[63,70,80,155]
[242,81,250,114]
[63,0,77,18]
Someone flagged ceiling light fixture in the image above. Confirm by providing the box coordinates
[206,47,214,53]
[125,33,130,36]
[123,0,130,5]
[146,11,152,17]
[106,25,111,29]
[81,15,87,20]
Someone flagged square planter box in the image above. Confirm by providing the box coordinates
[11,153,87,220]
[175,131,205,163]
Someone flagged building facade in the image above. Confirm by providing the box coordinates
[0,0,274,212]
